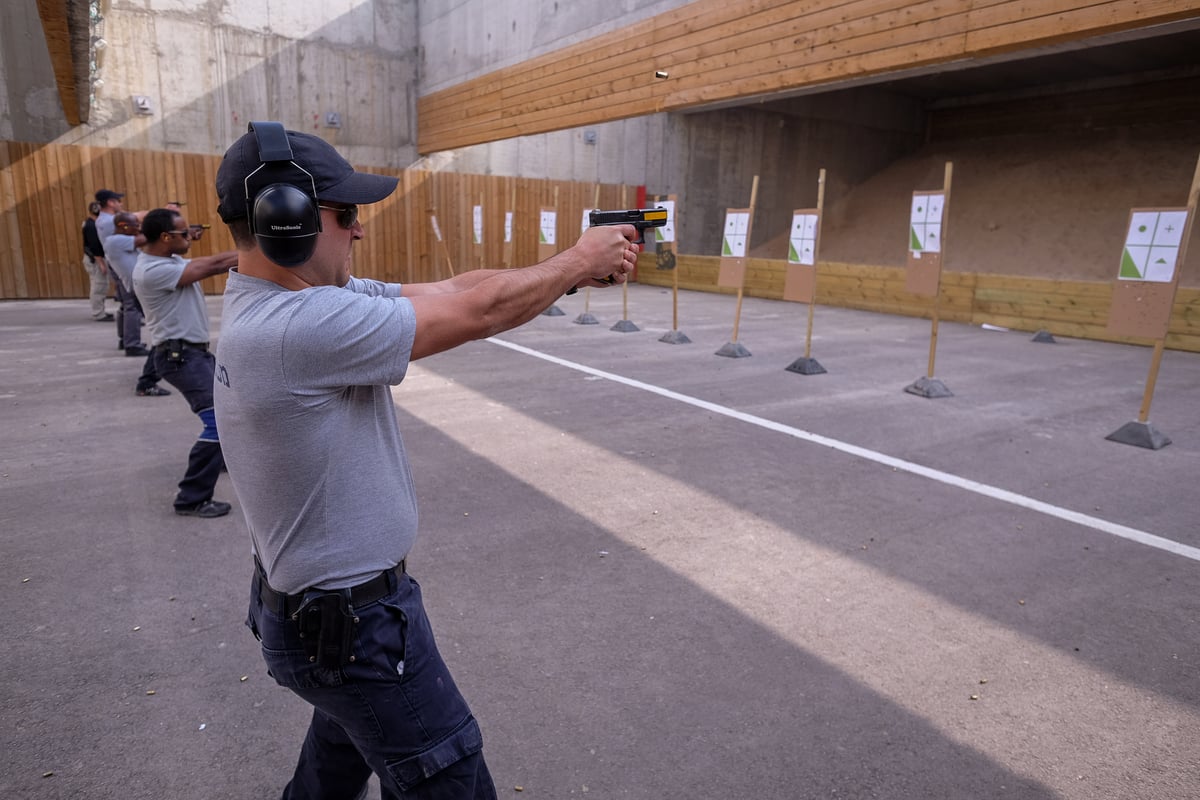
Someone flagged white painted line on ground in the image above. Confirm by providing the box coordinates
[489,336,1200,563]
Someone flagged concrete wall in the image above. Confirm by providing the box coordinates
[416,0,691,94]
[1,0,420,167]
[413,0,694,190]
[0,0,67,144]
[676,90,927,257]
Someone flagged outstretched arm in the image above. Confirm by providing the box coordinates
[406,224,638,360]
[401,268,504,297]
[177,251,239,287]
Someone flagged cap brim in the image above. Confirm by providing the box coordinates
[319,171,399,205]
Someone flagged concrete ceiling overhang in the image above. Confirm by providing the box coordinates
[34,0,92,126]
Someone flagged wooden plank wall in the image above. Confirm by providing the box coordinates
[635,254,1200,352]
[0,140,243,298]
[0,140,628,299]
[417,0,1200,153]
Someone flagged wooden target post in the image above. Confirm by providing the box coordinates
[783,168,827,375]
[611,185,639,333]
[472,194,484,269]
[573,185,601,325]
[650,194,688,344]
[715,175,759,358]
[502,185,515,269]
[903,162,954,398]
[1103,152,1200,450]
[429,212,456,278]
[539,188,565,316]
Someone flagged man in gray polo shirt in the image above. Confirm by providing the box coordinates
[212,122,640,799]
[107,212,171,395]
[133,207,239,517]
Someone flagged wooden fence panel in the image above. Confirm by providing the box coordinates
[0,144,24,297]
[0,139,632,299]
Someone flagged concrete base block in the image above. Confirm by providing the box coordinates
[659,329,692,344]
[785,356,827,375]
[904,376,953,398]
[573,312,600,325]
[1032,329,1057,343]
[611,319,639,333]
[542,305,565,317]
[715,341,752,358]
[1105,420,1171,450]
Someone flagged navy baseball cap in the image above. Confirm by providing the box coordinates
[215,126,398,223]
[95,189,124,203]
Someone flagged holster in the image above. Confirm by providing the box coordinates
[164,339,185,362]
[296,592,356,668]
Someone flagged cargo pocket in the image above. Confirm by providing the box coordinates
[385,715,485,792]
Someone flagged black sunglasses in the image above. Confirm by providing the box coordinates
[318,204,359,229]
[164,229,191,238]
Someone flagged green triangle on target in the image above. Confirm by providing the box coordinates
[788,243,800,262]
[723,238,733,256]
[1119,249,1143,279]
[910,227,922,251]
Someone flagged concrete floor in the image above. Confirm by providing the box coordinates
[2,284,1198,800]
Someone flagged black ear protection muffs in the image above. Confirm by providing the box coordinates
[244,121,321,267]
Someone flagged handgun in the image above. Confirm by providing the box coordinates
[571,207,669,290]
[588,207,668,245]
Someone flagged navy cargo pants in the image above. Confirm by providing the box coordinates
[152,345,223,509]
[247,567,497,800]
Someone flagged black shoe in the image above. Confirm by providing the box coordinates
[125,346,151,357]
[174,500,232,518]
[94,313,114,322]
[136,385,171,397]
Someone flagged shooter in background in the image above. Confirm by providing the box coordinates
[133,208,238,518]
[81,201,113,322]
[95,188,150,344]
[212,124,638,800]
[108,212,170,394]
[165,200,209,241]
[93,189,125,246]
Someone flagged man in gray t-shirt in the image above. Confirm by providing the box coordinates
[213,122,640,800]
[107,213,167,392]
[93,189,123,250]
[133,208,239,517]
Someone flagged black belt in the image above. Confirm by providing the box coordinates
[257,561,406,619]
[155,339,208,352]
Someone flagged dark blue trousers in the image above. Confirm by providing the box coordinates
[152,347,224,508]
[247,568,497,800]
[110,274,145,350]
